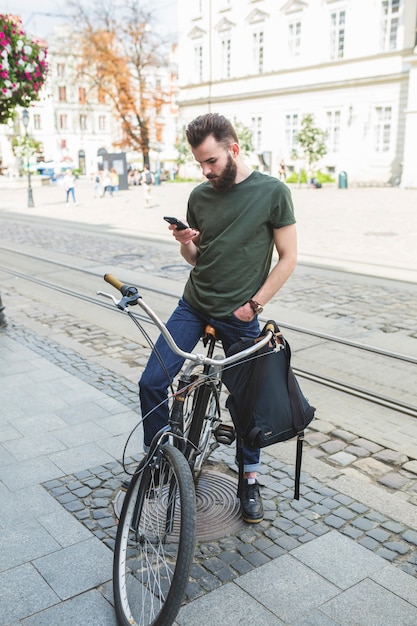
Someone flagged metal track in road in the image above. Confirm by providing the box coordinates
[1,254,416,420]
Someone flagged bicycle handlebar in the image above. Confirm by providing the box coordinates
[99,274,280,367]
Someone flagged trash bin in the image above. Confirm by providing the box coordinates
[338,171,348,189]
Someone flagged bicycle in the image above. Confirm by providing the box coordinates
[98,274,278,626]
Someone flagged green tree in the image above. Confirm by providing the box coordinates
[0,15,48,124]
[295,114,327,168]
[234,120,254,156]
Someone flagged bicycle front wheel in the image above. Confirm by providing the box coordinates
[113,444,196,626]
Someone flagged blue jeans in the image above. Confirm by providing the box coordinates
[139,297,261,472]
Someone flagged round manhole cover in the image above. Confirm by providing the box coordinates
[113,470,244,542]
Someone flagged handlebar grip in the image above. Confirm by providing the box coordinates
[104,274,124,292]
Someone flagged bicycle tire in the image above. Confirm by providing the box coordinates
[113,444,196,626]
[183,365,222,476]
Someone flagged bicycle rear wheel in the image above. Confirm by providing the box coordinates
[113,444,196,626]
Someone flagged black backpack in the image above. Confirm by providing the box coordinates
[222,322,315,499]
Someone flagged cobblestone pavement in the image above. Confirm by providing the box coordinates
[3,321,417,592]
[2,219,417,339]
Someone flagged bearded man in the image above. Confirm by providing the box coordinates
[138,113,297,522]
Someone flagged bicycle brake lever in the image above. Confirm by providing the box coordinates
[97,290,120,306]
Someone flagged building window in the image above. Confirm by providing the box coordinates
[221,36,231,78]
[57,63,65,77]
[380,0,401,51]
[79,87,87,104]
[194,43,203,82]
[33,114,41,130]
[330,10,345,59]
[98,115,106,131]
[58,86,67,102]
[326,110,341,153]
[375,106,392,152]
[80,114,87,131]
[252,30,264,73]
[251,116,262,151]
[98,88,106,104]
[288,20,301,56]
[59,114,68,130]
[285,113,299,151]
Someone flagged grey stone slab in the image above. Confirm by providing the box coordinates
[1,484,64,529]
[177,581,284,625]
[0,443,15,466]
[0,521,61,572]
[291,531,384,590]
[38,507,92,548]
[21,588,116,626]
[53,421,111,448]
[98,409,142,436]
[12,412,67,435]
[292,610,339,626]
[0,423,21,443]
[48,442,116,474]
[57,401,113,425]
[97,434,134,458]
[370,565,417,608]
[33,537,112,600]
[0,456,63,490]
[235,554,339,623]
[3,431,67,462]
[0,562,59,626]
[320,578,417,625]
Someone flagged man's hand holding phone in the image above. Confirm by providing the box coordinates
[163,216,199,245]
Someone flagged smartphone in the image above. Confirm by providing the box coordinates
[163,216,188,230]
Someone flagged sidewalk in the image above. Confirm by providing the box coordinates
[1,179,417,624]
[1,331,417,625]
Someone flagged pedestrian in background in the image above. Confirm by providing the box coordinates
[63,170,76,205]
[110,168,119,195]
[93,171,102,197]
[101,169,113,197]
[141,165,154,207]
[279,159,287,181]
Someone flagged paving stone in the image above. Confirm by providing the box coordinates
[403,460,417,475]
[344,445,370,457]
[331,429,356,443]
[353,457,392,478]
[324,515,344,529]
[384,541,411,555]
[378,472,410,489]
[327,451,356,466]
[402,529,417,546]
[366,528,391,543]
[320,440,346,454]
[352,438,383,453]
[373,449,409,466]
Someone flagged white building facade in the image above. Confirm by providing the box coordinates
[0,26,178,180]
[176,0,417,187]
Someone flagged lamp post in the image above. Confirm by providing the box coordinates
[22,109,35,208]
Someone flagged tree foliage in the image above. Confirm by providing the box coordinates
[0,14,48,124]
[295,114,327,167]
[68,0,170,165]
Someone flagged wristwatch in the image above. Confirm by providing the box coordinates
[248,299,263,315]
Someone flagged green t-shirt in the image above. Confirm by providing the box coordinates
[183,170,296,318]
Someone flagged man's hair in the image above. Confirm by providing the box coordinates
[186,113,239,148]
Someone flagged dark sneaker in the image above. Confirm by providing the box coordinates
[241,479,264,523]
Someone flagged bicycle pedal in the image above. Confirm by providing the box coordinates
[213,423,235,445]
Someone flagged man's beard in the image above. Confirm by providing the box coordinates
[207,154,237,192]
